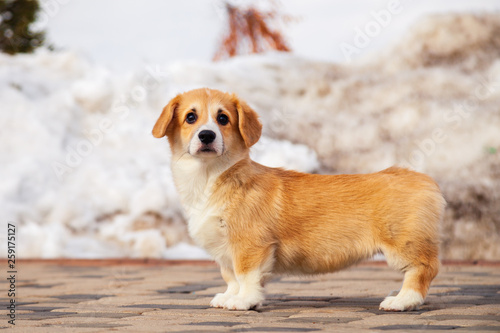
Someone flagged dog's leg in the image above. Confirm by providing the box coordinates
[380,259,439,311]
[379,201,442,312]
[223,268,265,310]
[210,266,239,308]
[223,247,275,311]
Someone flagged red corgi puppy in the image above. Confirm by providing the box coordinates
[153,88,445,311]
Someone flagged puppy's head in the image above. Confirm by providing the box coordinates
[153,88,262,159]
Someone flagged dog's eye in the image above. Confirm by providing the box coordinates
[186,112,197,124]
[217,113,229,126]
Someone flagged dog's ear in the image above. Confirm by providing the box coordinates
[234,96,262,148]
[152,95,181,138]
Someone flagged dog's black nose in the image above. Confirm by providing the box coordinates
[198,130,216,144]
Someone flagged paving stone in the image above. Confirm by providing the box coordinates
[18,283,62,288]
[423,315,500,322]
[50,294,114,302]
[122,303,208,310]
[75,274,106,279]
[281,316,361,324]
[9,260,500,332]
[236,327,321,332]
[457,326,500,331]
[160,292,203,299]
[64,322,132,328]
[188,321,246,327]
[372,324,463,330]
[158,283,223,294]
[18,311,79,321]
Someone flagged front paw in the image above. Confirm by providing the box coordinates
[210,293,230,308]
[223,295,262,311]
[379,290,423,311]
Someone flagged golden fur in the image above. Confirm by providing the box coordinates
[153,88,445,311]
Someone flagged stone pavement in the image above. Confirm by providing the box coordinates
[2,260,499,332]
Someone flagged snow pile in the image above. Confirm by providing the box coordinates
[1,13,499,260]
[167,13,500,260]
[0,51,319,258]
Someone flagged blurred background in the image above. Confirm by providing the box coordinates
[1,0,499,260]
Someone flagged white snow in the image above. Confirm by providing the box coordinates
[1,4,499,260]
[0,50,320,258]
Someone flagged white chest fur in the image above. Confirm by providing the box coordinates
[171,156,232,266]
